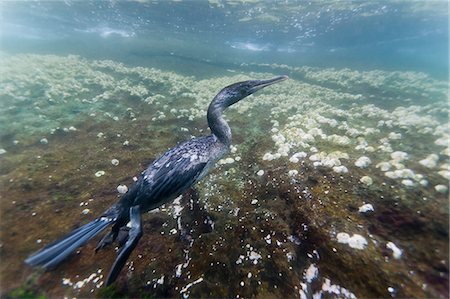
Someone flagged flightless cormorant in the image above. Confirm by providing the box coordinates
[25,75,288,285]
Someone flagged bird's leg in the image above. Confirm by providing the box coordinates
[95,223,121,252]
[105,205,142,286]
[116,226,131,248]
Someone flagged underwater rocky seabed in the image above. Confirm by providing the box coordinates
[0,53,448,298]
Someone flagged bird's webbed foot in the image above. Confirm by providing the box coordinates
[116,227,131,248]
[95,229,118,252]
[95,226,131,253]
[105,205,143,286]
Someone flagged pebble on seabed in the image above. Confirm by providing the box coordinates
[419,154,439,168]
[360,176,373,186]
[111,159,120,166]
[333,165,348,174]
[117,184,128,194]
[434,184,448,193]
[354,156,371,168]
[288,170,298,176]
[358,203,374,213]
[95,170,105,177]
[401,179,414,187]
[337,232,368,250]
[386,241,403,259]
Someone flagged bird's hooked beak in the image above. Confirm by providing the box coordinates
[248,75,289,94]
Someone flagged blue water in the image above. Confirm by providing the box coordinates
[1,1,447,78]
[0,1,448,299]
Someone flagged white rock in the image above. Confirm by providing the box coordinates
[277,144,291,156]
[251,199,258,205]
[441,148,450,156]
[348,234,368,250]
[288,170,298,176]
[322,157,341,168]
[272,134,285,143]
[388,132,402,140]
[336,233,350,244]
[435,137,448,147]
[376,162,391,171]
[257,170,264,176]
[289,156,299,163]
[224,157,234,164]
[111,159,120,166]
[0,149,6,155]
[435,184,448,193]
[438,170,450,180]
[419,154,439,168]
[309,153,321,161]
[313,161,322,167]
[305,264,318,283]
[248,251,262,264]
[401,179,414,187]
[219,157,234,165]
[95,170,105,177]
[385,171,398,179]
[117,184,128,194]
[337,233,367,250]
[365,146,375,152]
[354,156,371,168]
[392,162,405,170]
[360,176,373,186]
[396,168,415,178]
[419,180,428,187]
[358,203,374,213]
[328,135,351,145]
[262,153,275,161]
[386,242,403,259]
[333,165,348,174]
[390,151,409,162]
[40,138,48,144]
[264,234,272,244]
[293,152,307,159]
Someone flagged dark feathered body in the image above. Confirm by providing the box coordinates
[106,135,228,224]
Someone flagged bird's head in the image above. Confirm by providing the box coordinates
[216,75,289,107]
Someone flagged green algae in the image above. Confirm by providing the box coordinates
[6,288,46,299]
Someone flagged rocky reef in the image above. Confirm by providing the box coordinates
[0,53,448,298]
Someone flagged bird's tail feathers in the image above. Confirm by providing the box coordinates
[25,217,113,269]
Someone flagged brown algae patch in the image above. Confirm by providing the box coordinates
[0,53,448,298]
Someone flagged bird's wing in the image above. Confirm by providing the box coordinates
[134,154,207,205]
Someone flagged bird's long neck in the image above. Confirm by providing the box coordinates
[207,94,233,146]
